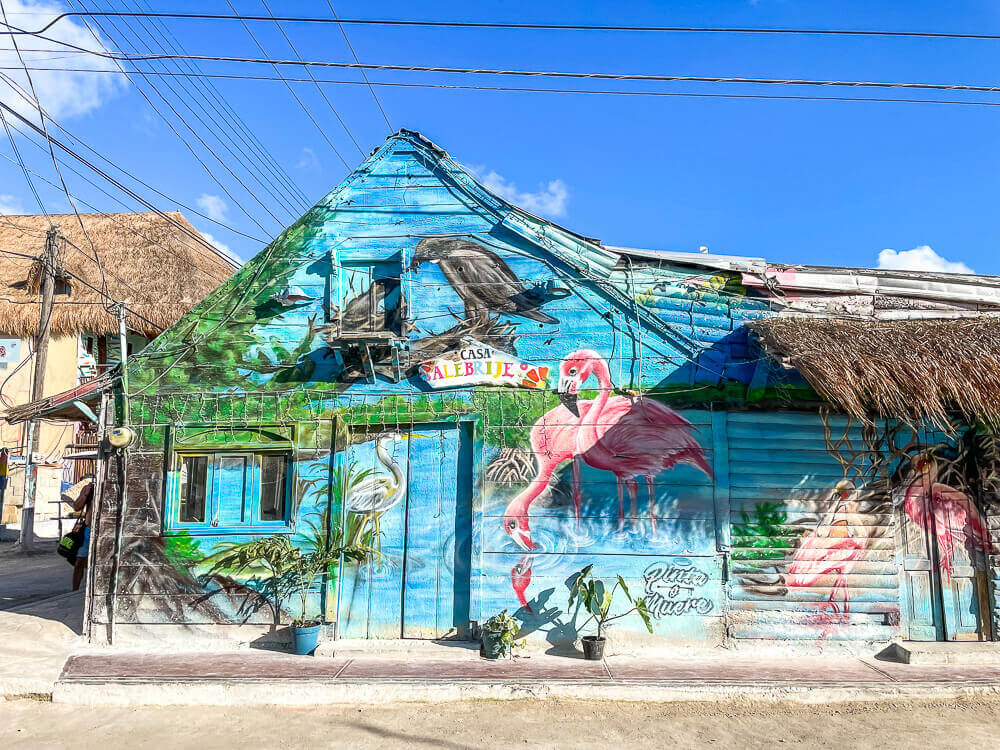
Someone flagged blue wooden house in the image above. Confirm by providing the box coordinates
[59,130,999,650]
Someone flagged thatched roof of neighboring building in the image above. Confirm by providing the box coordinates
[0,212,238,338]
[751,317,1000,430]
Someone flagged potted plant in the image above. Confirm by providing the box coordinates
[480,609,524,659]
[567,564,653,660]
[209,534,367,655]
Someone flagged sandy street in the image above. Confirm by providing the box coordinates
[1,698,999,749]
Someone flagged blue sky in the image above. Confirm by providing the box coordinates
[1,0,998,273]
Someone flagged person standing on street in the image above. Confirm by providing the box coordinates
[70,478,94,591]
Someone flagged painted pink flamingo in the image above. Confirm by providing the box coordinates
[786,480,866,614]
[503,350,711,553]
[557,350,713,533]
[510,554,535,612]
[902,453,991,579]
[501,397,592,552]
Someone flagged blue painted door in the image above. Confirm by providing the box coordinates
[338,432,410,639]
[938,493,988,641]
[337,425,473,639]
[899,476,944,641]
[402,424,473,639]
[899,438,988,642]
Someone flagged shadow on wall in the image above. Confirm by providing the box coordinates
[509,571,594,657]
[650,327,811,401]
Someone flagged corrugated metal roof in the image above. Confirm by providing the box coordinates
[608,246,1000,308]
[607,246,768,274]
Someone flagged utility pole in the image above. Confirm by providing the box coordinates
[117,302,130,426]
[20,226,59,552]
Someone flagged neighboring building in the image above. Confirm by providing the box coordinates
[25,131,999,649]
[0,212,237,524]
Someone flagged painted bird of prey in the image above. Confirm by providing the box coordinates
[408,238,559,326]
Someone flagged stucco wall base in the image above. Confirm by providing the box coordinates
[97,623,297,651]
[52,677,1000,707]
[100,622,891,657]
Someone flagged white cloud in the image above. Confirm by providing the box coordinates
[0,0,126,120]
[0,194,24,215]
[199,230,242,267]
[474,167,569,219]
[877,245,974,275]
[297,146,319,170]
[196,193,229,222]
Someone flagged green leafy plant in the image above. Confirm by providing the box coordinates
[482,609,525,651]
[208,535,368,627]
[567,565,653,639]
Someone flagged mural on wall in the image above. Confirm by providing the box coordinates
[319,237,570,384]
[409,238,562,326]
[112,132,957,648]
[344,431,407,546]
[731,415,997,640]
[498,349,714,619]
[785,480,869,614]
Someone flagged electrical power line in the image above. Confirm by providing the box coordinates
[128,0,310,209]
[326,1,392,132]
[0,247,163,331]
[260,0,365,156]
[222,0,350,168]
[2,27,998,95]
[0,97,249,268]
[0,0,111,306]
[0,69,267,246]
[78,0,303,223]
[67,7,283,235]
[7,11,1000,42]
[4,64,999,108]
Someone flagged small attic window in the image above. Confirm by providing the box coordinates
[331,259,403,337]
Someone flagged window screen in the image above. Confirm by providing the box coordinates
[259,454,287,522]
[179,455,208,523]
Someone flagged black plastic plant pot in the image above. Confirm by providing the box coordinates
[480,629,507,659]
[581,635,606,660]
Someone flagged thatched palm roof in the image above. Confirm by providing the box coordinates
[751,317,1000,430]
[0,212,238,338]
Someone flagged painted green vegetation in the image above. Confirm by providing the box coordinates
[206,528,366,626]
[126,211,334,396]
[163,531,203,573]
[731,502,808,560]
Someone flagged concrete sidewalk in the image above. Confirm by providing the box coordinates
[0,590,84,697]
[52,648,1000,706]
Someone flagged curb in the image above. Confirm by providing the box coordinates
[51,677,1000,707]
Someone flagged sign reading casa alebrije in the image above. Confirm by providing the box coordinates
[419,339,549,390]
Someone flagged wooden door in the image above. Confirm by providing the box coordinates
[336,425,473,640]
[899,474,945,641]
[937,493,988,641]
[402,424,473,639]
[337,432,410,639]
[898,445,989,642]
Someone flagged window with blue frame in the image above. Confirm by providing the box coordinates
[169,452,292,533]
